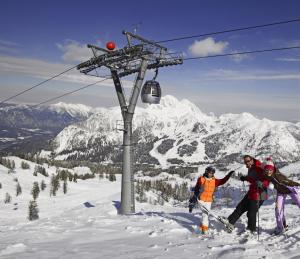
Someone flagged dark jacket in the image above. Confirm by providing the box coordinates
[244,159,269,201]
[266,169,300,194]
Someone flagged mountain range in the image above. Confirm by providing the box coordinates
[51,95,300,168]
[0,102,91,154]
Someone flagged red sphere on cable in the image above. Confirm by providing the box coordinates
[106,41,116,50]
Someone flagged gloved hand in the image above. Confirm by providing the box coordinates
[256,180,263,189]
[188,195,198,213]
[189,194,197,204]
[240,176,247,181]
[189,204,194,213]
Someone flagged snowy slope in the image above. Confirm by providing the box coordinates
[53,95,300,167]
[1,157,300,258]
[49,102,92,118]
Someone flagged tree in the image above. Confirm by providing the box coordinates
[63,181,68,194]
[11,160,15,170]
[109,173,116,182]
[73,173,78,183]
[99,172,104,180]
[50,174,60,196]
[40,180,46,191]
[28,200,39,220]
[21,161,30,169]
[31,182,40,200]
[8,168,14,174]
[34,165,48,177]
[16,182,22,196]
[4,193,12,203]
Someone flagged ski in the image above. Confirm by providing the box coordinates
[197,202,234,233]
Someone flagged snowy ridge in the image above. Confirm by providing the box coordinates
[49,102,93,118]
[53,95,300,167]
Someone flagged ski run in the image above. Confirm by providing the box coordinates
[0,156,300,259]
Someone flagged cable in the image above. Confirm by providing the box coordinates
[36,46,300,105]
[182,45,300,61]
[0,64,78,105]
[33,45,300,106]
[35,77,110,106]
[2,18,300,105]
[157,18,300,43]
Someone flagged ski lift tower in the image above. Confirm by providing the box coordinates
[77,31,183,214]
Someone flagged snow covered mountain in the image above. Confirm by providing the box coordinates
[53,95,300,167]
[0,103,92,154]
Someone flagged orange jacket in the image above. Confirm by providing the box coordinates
[194,172,233,202]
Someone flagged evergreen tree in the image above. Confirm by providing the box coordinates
[68,172,73,182]
[73,173,78,183]
[50,174,60,196]
[33,168,38,177]
[4,193,12,203]
[31,182,40,200]
[63,181,68,194]
[21,161,30,169]
[28,200,39,221]
[16,182,22,196]
[11,160,15,170]
[40,180,46,191]
[109,173,116,182]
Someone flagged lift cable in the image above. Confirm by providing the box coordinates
[157,18,300,43]
[0,64,78,105]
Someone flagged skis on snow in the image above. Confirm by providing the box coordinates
[196,202,234,233]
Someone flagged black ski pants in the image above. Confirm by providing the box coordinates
[228,193,264,232]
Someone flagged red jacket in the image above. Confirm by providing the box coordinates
[245,160,269,201]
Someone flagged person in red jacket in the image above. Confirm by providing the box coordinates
[189,166,234,234]
[224,155,270,233]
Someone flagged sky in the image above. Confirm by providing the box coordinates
[0,0,300,121]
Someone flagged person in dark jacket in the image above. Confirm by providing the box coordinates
[263,158,300,235]
[224,155,270,233]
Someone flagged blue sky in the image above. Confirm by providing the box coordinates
[0,0,300,121]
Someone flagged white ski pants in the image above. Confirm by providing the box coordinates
[199,200,212,229]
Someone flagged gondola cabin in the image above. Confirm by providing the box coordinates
[141,80,161,104]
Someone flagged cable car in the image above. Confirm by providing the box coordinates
[141,80,161,104]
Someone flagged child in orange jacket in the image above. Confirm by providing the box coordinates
[189,166,234,234]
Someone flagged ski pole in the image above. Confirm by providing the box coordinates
[257,199,260,241]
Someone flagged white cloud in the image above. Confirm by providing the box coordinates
[230,52,250,63]
[0,55,136,89]
[0,39,20,54]
[188,37,228,57]
[0,39,20,46]
[0,55,109,85]
[276,57,300,62]
[200,69,300,81]
[57,40,92,62]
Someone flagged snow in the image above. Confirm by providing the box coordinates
[49,102,92,118]
[0,157,300,258]
[0,138,16,142]
[53,95,300,166]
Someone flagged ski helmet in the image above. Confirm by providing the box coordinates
[205,166,215,174]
